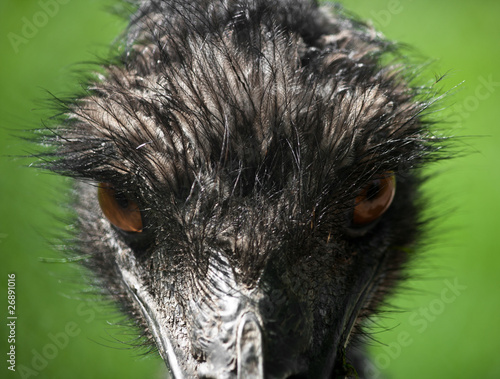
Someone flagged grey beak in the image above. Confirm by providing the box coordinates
[237,312,264,379]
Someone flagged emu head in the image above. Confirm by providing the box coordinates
[46,0,441,377]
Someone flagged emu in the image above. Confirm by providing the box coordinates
[44,0,443,377]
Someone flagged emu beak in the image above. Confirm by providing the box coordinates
[117,243,381,379]
[235,312,265,378]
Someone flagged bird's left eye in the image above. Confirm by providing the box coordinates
[97,183,143,233]
[352,172,396,226]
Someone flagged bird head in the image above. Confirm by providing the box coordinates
[45,0,443,377]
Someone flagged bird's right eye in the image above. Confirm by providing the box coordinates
[97,183,143,233]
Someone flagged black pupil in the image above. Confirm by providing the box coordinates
[366,180,381,201]
[114,191,130,209]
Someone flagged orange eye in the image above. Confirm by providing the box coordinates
[352,173,396,226]
[97,183,143,233]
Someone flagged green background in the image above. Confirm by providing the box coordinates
[0,0,499,378]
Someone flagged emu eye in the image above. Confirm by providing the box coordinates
[352,173,396,226]
[97,183,143,233]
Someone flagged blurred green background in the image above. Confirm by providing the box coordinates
[0,0,499,378]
